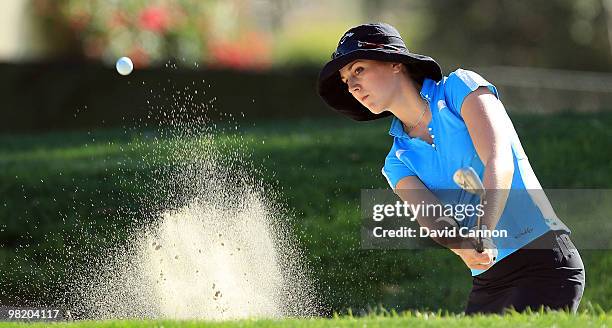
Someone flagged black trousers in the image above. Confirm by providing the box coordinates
[465,230,585,315]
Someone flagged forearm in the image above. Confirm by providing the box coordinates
[480,157,514,231]
[394,187,466,250]
[414,214,465,249]
[461,87,515,232]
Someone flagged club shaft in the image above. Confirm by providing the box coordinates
[476,194,484,253]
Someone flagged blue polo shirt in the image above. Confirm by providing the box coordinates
[381,69,570,276]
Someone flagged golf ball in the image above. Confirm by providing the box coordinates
[116,57,133,76]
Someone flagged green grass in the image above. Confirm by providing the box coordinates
[1,309,611,327]
[1,112,611,314]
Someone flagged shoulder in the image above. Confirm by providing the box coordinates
[382,139,416,188]
[442,68,500,115]
[444,68,494,92]
[384,139,404,161]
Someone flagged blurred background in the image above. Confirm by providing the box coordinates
[0,0,611,316]
[1,0,612,131]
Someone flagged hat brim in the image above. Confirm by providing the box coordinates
[317,49,443,121]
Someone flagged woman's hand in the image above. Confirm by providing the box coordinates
[452,237,498,271]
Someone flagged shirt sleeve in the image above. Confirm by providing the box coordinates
[444,69,500,117]
[381,146,416,189]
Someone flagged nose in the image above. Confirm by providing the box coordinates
[346,78,360,94]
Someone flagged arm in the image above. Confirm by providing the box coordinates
[394,176,463,248]
[461,87,515,234]
[395,176,495,270]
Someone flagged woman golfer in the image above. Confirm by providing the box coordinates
[317,23,585,314]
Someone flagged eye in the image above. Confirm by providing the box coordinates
[354,66,364,75]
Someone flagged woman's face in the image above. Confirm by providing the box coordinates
[339,59,401,114]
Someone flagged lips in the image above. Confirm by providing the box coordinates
[360,95,369,102]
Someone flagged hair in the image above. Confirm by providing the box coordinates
[402,63,426,91]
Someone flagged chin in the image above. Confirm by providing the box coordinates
[367,106,386,115]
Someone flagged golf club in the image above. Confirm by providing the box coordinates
[453,167,485,253]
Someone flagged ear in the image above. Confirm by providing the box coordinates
[390,62,403,73]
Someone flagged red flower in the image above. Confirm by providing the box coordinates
[138,6,169,33]
[128,46,150,68]
[208,32,271,70]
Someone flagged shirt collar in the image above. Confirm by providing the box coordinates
[388,78,436,138]
[389,116,406,138]
[419,78,436,101]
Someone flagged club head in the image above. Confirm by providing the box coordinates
[453,167,485,197]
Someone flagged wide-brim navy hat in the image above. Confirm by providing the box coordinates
[317,23,443,121]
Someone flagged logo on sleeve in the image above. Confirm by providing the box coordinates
[437,100,447,111]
